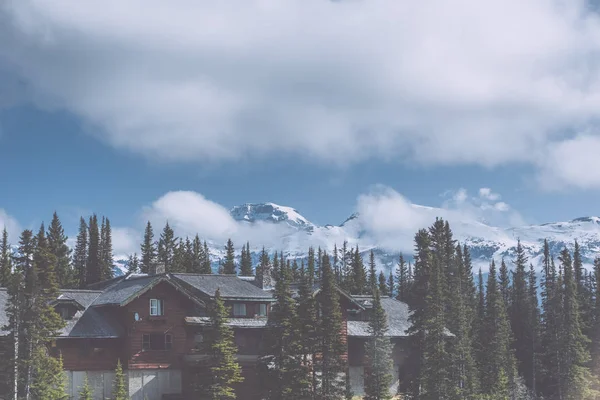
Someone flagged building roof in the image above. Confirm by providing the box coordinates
[185,316,268,329]
[91,275,162,307]
[347,296,411,338]
[171,274,274,301]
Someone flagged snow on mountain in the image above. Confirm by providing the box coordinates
[113,202,600,277]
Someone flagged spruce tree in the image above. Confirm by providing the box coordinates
[99,217,113,281]
[528,263,541,395]
[201,241,212,274]
[127,253,140,274]
[113,359,127,400]
[221,239,236,274]
[378,271,388,296]
[387,270,394,298]
[297,263,319,396]
[140,221,156,274]
[364,288,393,400]
[498,258,510,307]
[86,215,101,285]
[368,250,377,294]
[316,252,346,399]
[190,235,203,273]
[46,212,72,288]
[198,288,243,399]
[395,253,409,303]
[157,222,176,272]
[350,246,367,295]
[240,242,253,276]
[307,247,316,287]
[78,374,92,400]
[0,227,11,286]
[261,259,310,399]
[592,257,600,379]
[29,349,68,400]
[73,218,88,288]
[171,238,186,273]
[256,247,271,288]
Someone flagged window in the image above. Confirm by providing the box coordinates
[233,303,246,317]
[194,333,204,350]
[258,304,267,317]
[150,299,164,316]
[142,333,172,351]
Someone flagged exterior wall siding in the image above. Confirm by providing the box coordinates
[64,370,115,400]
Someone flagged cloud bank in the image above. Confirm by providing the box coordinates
[2,1,600,188]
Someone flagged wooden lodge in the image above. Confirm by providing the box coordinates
[0,270,414,399]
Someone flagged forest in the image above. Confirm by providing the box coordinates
[0,213,599,399]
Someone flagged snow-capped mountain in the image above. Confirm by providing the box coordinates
[113,202,600,276]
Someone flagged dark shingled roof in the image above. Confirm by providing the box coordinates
[171,274,274,301]
[91,275,162,307]
[347,296,411,338]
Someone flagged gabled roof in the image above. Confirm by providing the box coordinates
[91,275,164,307]
[347,296,411,338]
[185,316,267,329]
[171,274,275,301]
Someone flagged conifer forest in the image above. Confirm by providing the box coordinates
[2,213,600,399]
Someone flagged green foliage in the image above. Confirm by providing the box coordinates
[73,217,88,288]
[197,289,243,399]
[350,247,367,295]
[378,271,388,297]
[30,349,68,400]
[140,221,156,274]
[113,359,128,400]
[46,212,73,288]
[157,222,176,272]
[395,253,409,303]
[0,227,12,287]
[240,242,253,276]
[364,288,393,400]
[221,238,236,274]
[368,250,377,294]
[78,374,93,400]
[86,214,101,284]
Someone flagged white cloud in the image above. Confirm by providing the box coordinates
[479,188,500,201]
[1,1,600,187]
[112,227,139,257]
[0,209,21,242]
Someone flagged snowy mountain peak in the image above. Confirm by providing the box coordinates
[229,203,314,231]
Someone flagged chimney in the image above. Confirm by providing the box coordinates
[149,262,166,276]
[254,264,273,290]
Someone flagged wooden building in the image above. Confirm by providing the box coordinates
[0,272,413,400]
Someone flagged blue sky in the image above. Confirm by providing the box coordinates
[1,1,600,254]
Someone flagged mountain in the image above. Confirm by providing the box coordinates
[111,202,600,277]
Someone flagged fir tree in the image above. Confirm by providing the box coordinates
[140,221,156,274]
[261,259,310,399]
[190,235,203,273]
[113,359,127,400]
[592,257,600,379]
[73,218,88,288]
[127,253,140,274]
[198,288,243,399]
[201,241,212,274]
[528,263,541,395]
[297,263,319,396]
[240,242,253,276]
[0,227,11,287]
[307,247,316,287]
[256,247,272,288]
[171,238,187,273]
[350,246,367,295]
[378,271,388,296]
[157,222,176,272]
[364,288,393,400]
[78,374,93,400]
[395,253,409,303]
[46,213,72,288]
[498,258,510,307]
[316,252,346,399]
[221,239,236,275]
[99,217,113,281]
[387,270,394,298]
[86,215,100,285]
[29,349,68,400]
[368,250,377,294]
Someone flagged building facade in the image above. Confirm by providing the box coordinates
[0,272,413,400]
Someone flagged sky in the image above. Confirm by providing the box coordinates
[1,0,600,256]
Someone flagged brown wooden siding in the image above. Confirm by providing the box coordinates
[56,338,124,371]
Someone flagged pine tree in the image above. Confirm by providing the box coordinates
[364,288,393,400]
[498,258,510,307]
[297,263,319,396]
[0,227,12,286]
[240,242,253,276]
[558,248,595,399]
[73,218,88,288]
[140,221,156,274]
[261,259,310,399]
[78,374,93,400]
[368,250,377,294]
[378,271,388,296]
[113,359,127,400]
[127,253,140,274]
[592,257,600,379]
[221,239,236,275]
[29,349,68,400]
[528,263,541,395]
[474,268,486,382]
[350,246,367,295]
[46,212,72,288]
[157,222,176,272]
[256,247,272,288]
[387,270,394,298]
[316,252,346,399]
[307,247,316,287]
[198,288,243,399]
[171,238,186,273]
[183,237,194,273]
[201,241,212,274]
[99,217,113,281]
[190,235,203,273]
[86,215,101,285]
[395,253,409,303]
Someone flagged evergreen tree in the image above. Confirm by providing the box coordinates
[127,253,140,274]
[113,359,127,400]
[378,271,388,296]
[498,258,510,307]
[78,374,93,400]
[221,239,236,275]
[558,248,595,399]
[46,212,72,288]
[528,263,541,395]
[395,253,409,303]
[364,288,393,400]
[0,227,12,286]
[140,221,156,274]
[240,242,253,276]
[316,252,346,399]
[201,241,212,274]
[481,260,516,397]
[198,288,243,399]
[73,218,88,288]
[350,246,367,295]
[368,250,377,294]
[387,270,394,298]
[29,349,68,400]
[157,222,176,272]
[99,217,113,281]
[340,241,352,292]
[190,235,203,273]
[261,259,310,399]
[592,257,600,379]
[297,263,319,397]
[474,268,486,382]
[86,215,101,285]
[307,247,316,287]
[316,247,323,281]
[171,238,187,273]
[256,247,272,288]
